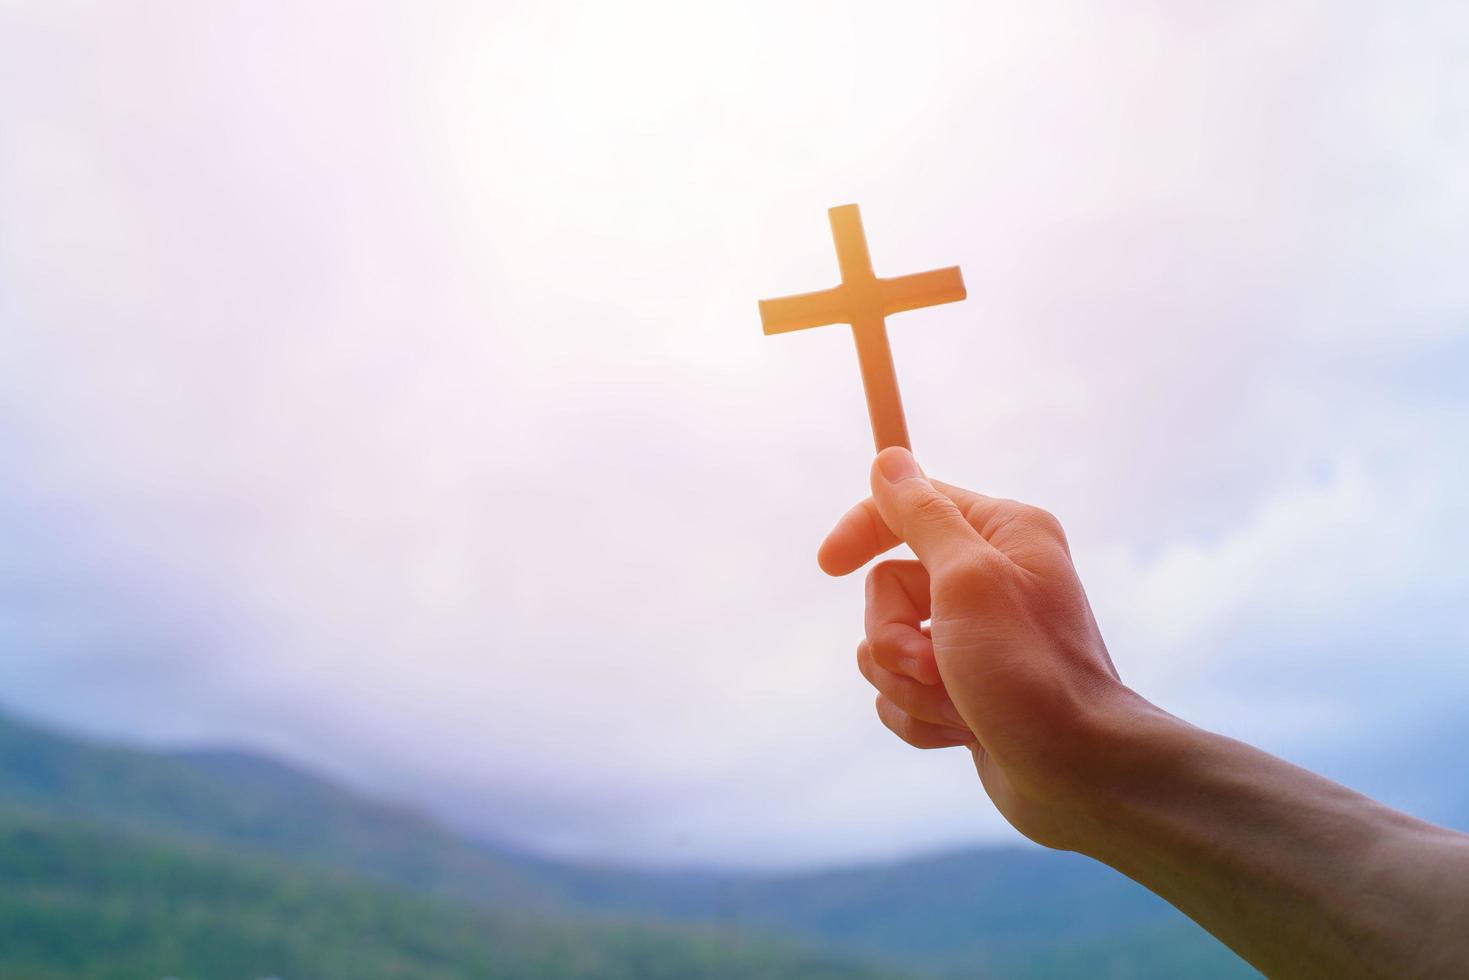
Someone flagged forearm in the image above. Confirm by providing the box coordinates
[1069,697,1469,978]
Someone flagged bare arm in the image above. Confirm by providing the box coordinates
[820,447,1469,979]
[1076,700,1469,978]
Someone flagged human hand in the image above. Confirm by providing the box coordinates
[819,446,1142,849]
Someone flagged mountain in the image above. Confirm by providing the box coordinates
[0,806,896,980]
[522,850,1254,978]
[0,710,558,910]
[0,707,1257,978]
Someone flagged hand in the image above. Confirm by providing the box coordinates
[819,446,1142,849]
[824,448,1469,975]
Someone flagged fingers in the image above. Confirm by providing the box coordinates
[870,448,989,576]
[817,498,899,576]
[858,640,966,729]
[818,460,1009,577]
[863,560,938,685]
[867,624,939,685]
[875,694,972,749]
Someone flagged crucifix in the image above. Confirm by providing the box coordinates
[758,204,966,452]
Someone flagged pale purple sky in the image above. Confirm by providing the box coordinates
[2,1,1468,868]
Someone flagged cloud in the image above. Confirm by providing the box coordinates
[0,0,1466,867]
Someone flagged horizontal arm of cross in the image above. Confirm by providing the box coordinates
[880,267,966,316]
[758,286,849,335]
[758,266,966,336]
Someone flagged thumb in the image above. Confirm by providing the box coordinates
[870,448,984,574]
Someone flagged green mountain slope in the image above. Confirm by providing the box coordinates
[0,806,900,980]
[0,707,1257,978]
[0,709,557,910]
[523,849,1256,977]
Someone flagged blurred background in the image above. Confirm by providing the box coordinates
[1,1,1466,976]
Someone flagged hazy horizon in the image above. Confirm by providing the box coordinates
[3,1,1468,870]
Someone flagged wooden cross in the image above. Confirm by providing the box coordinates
[758,204,966,452]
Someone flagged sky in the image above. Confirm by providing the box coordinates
[1,0,1468,869]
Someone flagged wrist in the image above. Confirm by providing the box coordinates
[1039,688,1189,855]
[991,683,1170,853]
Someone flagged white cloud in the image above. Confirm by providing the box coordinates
[1,0,1467,866]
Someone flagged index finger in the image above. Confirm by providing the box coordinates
[817,481,1004,576]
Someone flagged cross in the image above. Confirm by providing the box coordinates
[758,204,966,452]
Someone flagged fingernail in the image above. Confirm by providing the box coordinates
[877,447,922,483]
[899,657,922,678]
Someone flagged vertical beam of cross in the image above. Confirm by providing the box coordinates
[758,204,966,453]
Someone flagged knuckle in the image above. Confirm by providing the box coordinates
[888,707,930,748]
[869,621,908,657]
[875,693,894,726]
[1022,504,1066,540]
[875,695,906,734]
[909,490,957,526]
[865,559,902,594]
